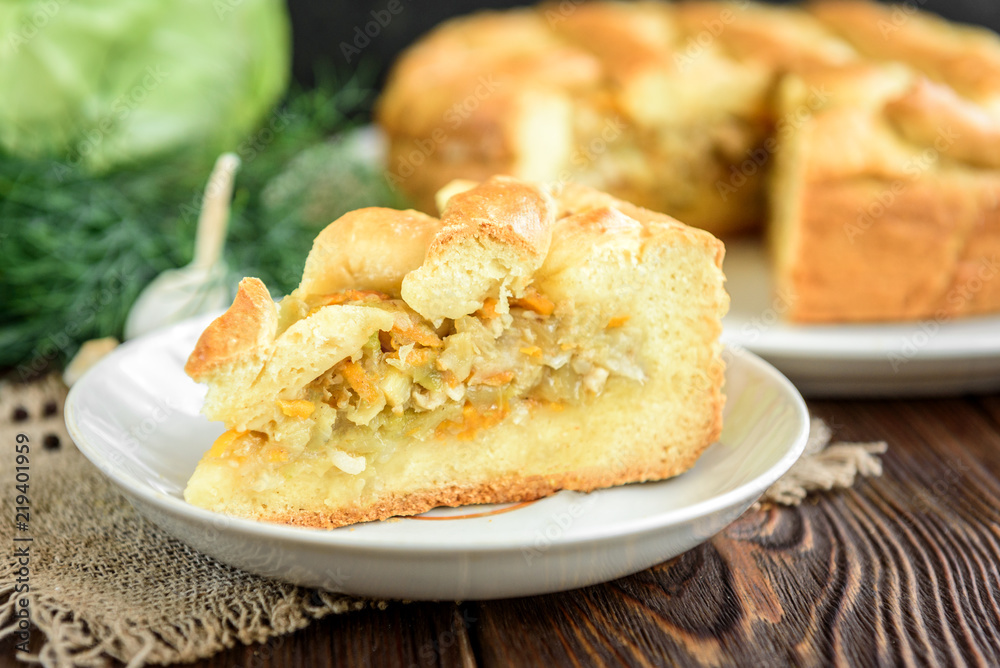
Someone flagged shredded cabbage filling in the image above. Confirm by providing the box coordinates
[209,287,646,479]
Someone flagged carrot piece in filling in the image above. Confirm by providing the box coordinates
[278,399,315,418]
[340,361,382,404]
[511,288,555,316]
[391,313,442,348]
[472,370,514,387]
[607,314,631,328]
[477,297,500,320]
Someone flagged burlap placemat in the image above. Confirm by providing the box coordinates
[0,376,367,667]
[0,376,886,668]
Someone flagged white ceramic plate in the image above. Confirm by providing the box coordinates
[66,314,808,601]
[722,239,1000,397]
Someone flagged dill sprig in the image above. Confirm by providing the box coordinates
[0,68,405,376]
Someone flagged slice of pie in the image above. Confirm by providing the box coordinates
[183,176,728,527]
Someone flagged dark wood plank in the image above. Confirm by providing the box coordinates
[976,395,1000,431]
[0,601,477,668]
[188,601,477,668]
[470,399,1000,667]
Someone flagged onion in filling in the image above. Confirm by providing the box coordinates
[205,287,646,481]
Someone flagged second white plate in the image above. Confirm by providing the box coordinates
[722,239,1000,397]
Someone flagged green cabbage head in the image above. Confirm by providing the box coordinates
[0,0,290,171]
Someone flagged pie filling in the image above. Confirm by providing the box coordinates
[205,287,647,484]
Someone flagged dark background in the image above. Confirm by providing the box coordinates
[286,0,1000,88]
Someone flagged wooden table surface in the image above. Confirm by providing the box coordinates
[4,395,1000,666]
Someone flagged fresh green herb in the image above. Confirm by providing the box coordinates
[0,70,408,377]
